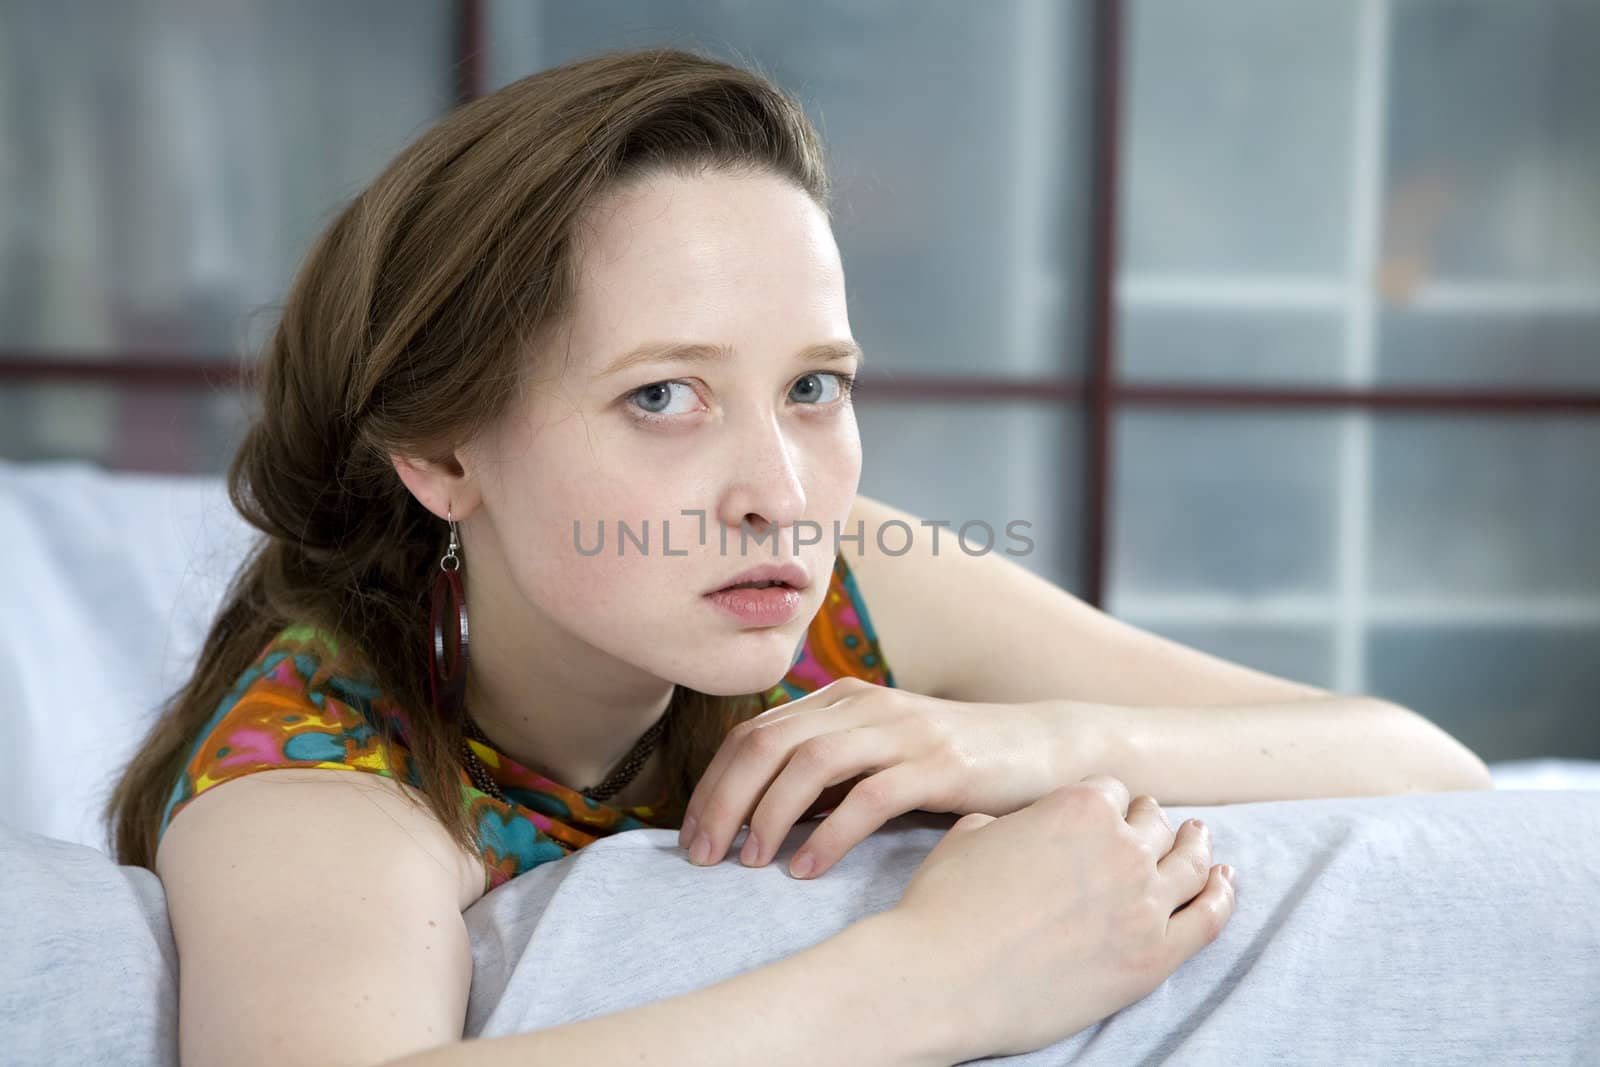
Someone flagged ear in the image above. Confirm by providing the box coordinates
[390,450,483,522]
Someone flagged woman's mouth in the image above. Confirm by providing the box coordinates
[703,581,803,627]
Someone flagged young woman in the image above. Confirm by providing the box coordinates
[108,47,1488,1067]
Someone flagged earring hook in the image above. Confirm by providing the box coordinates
[441,507,461,572]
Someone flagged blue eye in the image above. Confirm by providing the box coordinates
[629,380,698,418]
[790,372,856,405]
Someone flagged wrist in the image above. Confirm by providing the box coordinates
[1046,699,1122,787]
[847,908,985,1066]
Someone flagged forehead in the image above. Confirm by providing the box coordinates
[558,168,847,375]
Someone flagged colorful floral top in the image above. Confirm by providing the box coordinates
[158,552,897,893]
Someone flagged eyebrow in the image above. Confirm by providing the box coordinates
[599,339,865,378]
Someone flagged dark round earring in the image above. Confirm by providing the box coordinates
[429,508,468,721]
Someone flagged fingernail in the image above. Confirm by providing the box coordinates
[680,813,698,849]
[739,831,762,866]
[789,851,815,879]
[1221,864,1235,884]
[691,832,712,866]
[1192,819,1206,833]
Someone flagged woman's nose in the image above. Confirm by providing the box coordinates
[715,420,808,536]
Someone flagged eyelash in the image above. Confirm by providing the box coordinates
[625,371,859,426]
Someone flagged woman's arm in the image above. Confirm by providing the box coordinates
[388,909,955,1067]
[158,769,963,1067]
[1056,696,1494,805]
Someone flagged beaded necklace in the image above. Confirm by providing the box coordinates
[459,710,668,804]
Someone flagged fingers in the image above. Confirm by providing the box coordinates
[1071,773,1131,819]
[683,722,787,863]
[1156,817,1215,910]
[679,715,776,849]
[678,681,863,852]
[1044,777,1237,969]
[739,725,899,870]
[950,811,997,833]
[1124,794,1176,856]
[681,718,831,861]
[691,721,898,870]
[784,761,922,879]
[1164,863,1236,965]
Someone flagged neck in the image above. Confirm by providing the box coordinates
[462,564,676,798]
[464,660,673,798]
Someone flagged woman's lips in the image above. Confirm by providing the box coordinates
[703,584,803,627]
[705,561,810,595]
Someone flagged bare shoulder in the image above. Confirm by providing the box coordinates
[839,493,979,699]
[155,770,487,1066]
[159,769,487,909]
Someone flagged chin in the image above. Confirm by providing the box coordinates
[676,638,804,697]
[688,665,796,697]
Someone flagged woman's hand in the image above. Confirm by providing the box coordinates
[677,676,1091,878]
[886,776,1236,1060]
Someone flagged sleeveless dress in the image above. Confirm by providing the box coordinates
[157,552,897,893]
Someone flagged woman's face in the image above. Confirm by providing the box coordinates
[466,167,863,696]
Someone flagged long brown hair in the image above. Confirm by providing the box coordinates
[107,47,834,869]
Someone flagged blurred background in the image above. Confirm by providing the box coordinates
[2,0,1597,764]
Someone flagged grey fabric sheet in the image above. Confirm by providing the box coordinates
[4,787,1599,1065]
[463,788,1600,1065]
[1,827,178,1066]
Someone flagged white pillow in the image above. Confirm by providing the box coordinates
[0,460,257,852]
